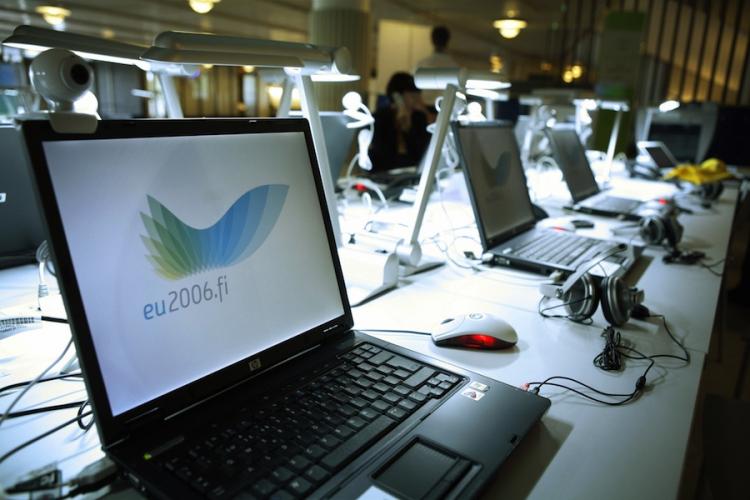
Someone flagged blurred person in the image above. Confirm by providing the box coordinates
[415,26,458,109]
[370,72,431,172]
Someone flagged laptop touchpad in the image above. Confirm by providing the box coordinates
[373,439,475,499]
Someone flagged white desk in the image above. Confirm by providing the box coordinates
[0,175,737,499]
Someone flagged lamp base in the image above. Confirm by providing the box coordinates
[399,254,444,277]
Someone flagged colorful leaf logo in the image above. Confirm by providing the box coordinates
[140,184,289,280]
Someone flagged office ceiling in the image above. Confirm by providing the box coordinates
[0,0,568,66]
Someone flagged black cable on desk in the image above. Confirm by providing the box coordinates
[3,401,86,419]
[41,315,68,324]
[0,410,92,465]
[0,373,83,397]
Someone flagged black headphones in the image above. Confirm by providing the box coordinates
[695,182,724,206]
[639,210,683,248]
[539,244,645,327]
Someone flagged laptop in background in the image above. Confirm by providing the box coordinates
[637,140,679,170]
[23,118,549,499]
[319,111,357,183]
[454,121,641,276]
[0,125,45,267]
[545,125,644,220]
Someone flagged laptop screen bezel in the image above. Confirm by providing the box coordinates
[636,140,679,169]
[545,125,600,202]
[21,118,354,447]
[452,120,538,251]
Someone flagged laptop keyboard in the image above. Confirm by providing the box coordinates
[157,342,464,499]
[594,195,640,213]
[514,231,614,267]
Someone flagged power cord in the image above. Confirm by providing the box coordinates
[357,328,432,336]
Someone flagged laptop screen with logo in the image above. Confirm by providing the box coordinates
[39,124,345,416]
[455,122,536,245]
[546,126,599,202]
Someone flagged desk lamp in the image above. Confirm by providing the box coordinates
[2,25,196,119]
[571,98,629,167]
[390,67,509,275]
[142,31,353,246]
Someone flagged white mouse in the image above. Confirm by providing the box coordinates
[432,312,518,350]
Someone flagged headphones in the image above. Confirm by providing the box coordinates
[539,244,645,326]
[639,210,683,249]
[695,181,724,204]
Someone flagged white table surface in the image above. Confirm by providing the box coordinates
[0,173,736,499]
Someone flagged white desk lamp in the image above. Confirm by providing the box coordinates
[142,31,353,247]
[342,91,373,173]
[391,67,510,275]
[2,25,195,119]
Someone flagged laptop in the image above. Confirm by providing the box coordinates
[319,112,358,183]
[636,140,679,170]
[545,125,643,220]
[22,118,549,499]
[453,121,641,276]
[0,125,45,268]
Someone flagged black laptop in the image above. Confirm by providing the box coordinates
[0,125,45,267]
[545,125,643,220]
[453,121,641,276]
[22,118,549,500]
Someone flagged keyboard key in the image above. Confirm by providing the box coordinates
[320,415,396,471]
[393,369,411,379]
[355,378,373,389]
[252,480,277,497]
[346,416,367,430]
[404,367,436,388]
[382,392,401,404]
[333,425,354,439]
[365,371,384,382]
[375,365,394,375]
[361,390,379,401]
[304,465,330,484]
[270,490,295,500]
[437,373,459,383]
[319,434,342,449]
[398,399,418,412]
[368,351,393,366]
[409,392,428,403]
[359,407,379,421]
[287,477,312,496]
[386,407,407,420]
[271,466,294,484]
[350,397,368,409]
[372,382,390,393]
[304,444,326,460]
[386,357,421,372]
[358,362,375,372]
[438,381,453,390]
[372,400,390,412]
[287,454,311,473]
[394,385,410,396]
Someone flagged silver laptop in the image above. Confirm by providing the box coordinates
[546,125,643,220]
[454,121,642,277]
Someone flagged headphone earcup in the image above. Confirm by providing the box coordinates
[600,276,631,326]
[663,215,683,248]
[563,273,599,321]
[639,216,664,245]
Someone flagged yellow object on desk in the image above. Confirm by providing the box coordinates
[664,158,735,184]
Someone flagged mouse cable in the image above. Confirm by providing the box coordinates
[41,315,68,324]
[0,373,83,397]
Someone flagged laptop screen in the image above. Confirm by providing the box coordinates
[455,122,536,246]
[40,125,345,416]
[644,144,676,169]
[546,127,599,202]
[320,112,356,182]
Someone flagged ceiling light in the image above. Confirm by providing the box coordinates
[100,29,115,39]
[562,69,574,83]
[189,0,220,14]
[242,65,255,73]
[35,6,71,27]
[493,19,528,39]
[658,99,680,112]
[571,63,583,79]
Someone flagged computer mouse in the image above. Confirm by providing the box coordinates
[432,312,518,350]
